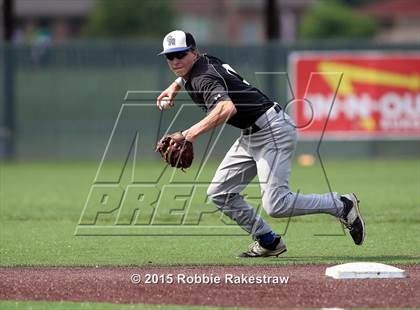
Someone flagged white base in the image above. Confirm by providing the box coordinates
[325,262,406,279]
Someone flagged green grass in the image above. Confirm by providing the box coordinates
[0,159,419,266]
[0,301,247,310]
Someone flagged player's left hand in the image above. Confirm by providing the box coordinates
[155,132,194,170]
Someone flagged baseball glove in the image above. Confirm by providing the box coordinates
[155,132,194,170]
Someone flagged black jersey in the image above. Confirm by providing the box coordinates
[184,54,275,129]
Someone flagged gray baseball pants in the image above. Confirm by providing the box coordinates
[207,105,345,240]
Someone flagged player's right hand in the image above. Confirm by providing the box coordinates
[156,82,180,110]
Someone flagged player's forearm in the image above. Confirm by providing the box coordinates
[183,100,237,141]
[168,77,183,92]
[169,81,181,92]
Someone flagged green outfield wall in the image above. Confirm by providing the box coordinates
[0,41,418,160]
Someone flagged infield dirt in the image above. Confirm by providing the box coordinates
[1,265,418,308]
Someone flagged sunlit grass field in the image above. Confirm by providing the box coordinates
[1,159,419,266]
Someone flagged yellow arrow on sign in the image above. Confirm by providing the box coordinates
[318,61,420,96]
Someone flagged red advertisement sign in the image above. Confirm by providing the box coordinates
[290,52,420,139]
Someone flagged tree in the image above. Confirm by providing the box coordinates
[84,0,174,38]
[299,0,377,40]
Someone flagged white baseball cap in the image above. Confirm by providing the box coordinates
[158,30,196,55]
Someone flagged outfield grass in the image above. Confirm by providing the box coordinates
[0,159,419,266]
[0,301,247,310]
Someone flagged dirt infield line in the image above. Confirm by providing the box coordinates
[0,265,419,308]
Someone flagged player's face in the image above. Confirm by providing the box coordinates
[166,50,197,78]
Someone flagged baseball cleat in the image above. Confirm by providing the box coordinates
[340,193,365,245]
[238,236,287,258]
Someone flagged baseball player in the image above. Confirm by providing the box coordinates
[156,30,365,257]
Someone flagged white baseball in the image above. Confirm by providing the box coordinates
[159,96,172,110]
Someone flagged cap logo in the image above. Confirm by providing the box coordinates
[167,35,176,46]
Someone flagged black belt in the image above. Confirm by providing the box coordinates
[242,104,281,135]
